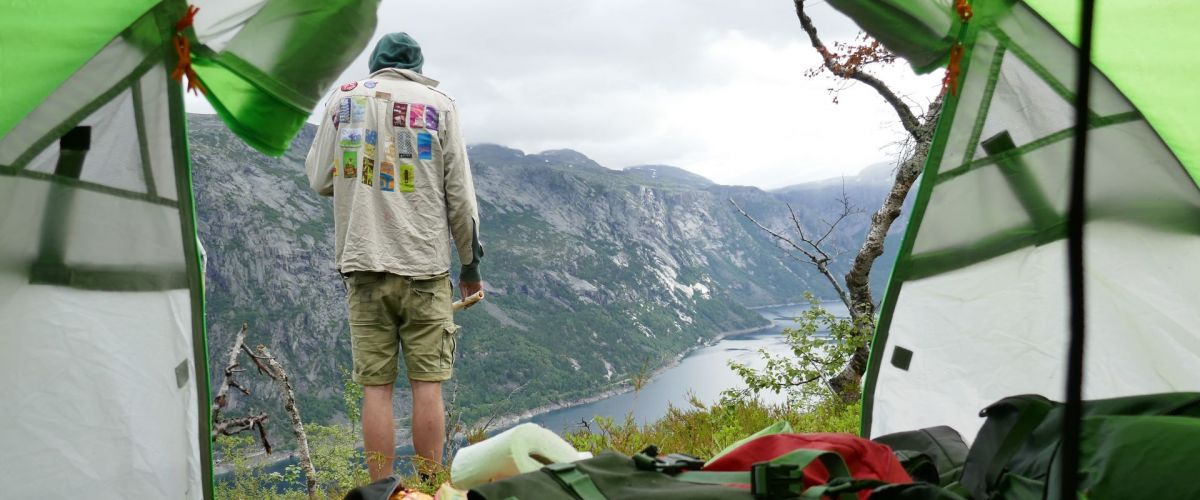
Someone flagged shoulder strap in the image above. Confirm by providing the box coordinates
[676,449,856,499]
[543,462,607,500]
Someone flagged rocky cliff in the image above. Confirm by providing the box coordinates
[188,114,903,434]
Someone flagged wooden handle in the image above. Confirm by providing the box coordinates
[452,291,485,311]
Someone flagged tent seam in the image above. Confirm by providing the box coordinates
[961,44,1007,166]
[0,165,178,207]
[132,80,160,197]
[10,56,164,170]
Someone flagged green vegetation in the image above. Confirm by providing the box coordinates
[216,297,863,498]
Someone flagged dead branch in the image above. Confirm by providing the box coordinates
[731,199,854,310]
[257,345,318,499]
[213,323,250,424]
[795,0,924,138]
[213,413,272,453]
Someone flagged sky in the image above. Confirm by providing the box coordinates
[186,1,943,189]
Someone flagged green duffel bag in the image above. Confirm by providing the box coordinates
[874,426,969,487]
[468,447,966,500]
[961,392,1200,499]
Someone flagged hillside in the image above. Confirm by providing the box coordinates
[188,114,904,439]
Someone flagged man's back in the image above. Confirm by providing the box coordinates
[305,68,481,281]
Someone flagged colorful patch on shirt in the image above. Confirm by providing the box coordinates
[364,129,378,158]
[342,150,357,178]
[361,157,375,187]
[409,103,426,129]
[424,106,439,132]
[417,131,433,160]
[350,96,367,123]
[363,80,377,89]
[399,164,415,192]
[380,162,396,192]
[386,141,398,163]
[339,128,363,148]
[339,81,358,91]
[393,103,408,127]
[337,97,351,126]
[397,131,414,159]
[375,91,392,100]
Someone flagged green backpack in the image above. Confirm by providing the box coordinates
[961,392,1200,499]
[467,447,964,500]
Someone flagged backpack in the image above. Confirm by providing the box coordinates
[468,433,964,499]
[961,392,1200,499]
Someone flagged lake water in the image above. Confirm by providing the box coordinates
[527,301,840,434]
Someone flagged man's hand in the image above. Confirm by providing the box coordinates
[459,281,482,307]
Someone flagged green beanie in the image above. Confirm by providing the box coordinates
[369,32,424,74]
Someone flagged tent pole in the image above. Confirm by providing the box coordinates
[1062,0,1097,498]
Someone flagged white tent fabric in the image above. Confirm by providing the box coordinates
[866,2,1200,439]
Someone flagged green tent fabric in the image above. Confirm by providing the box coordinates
[190,0,381,156]
[824,0,1200,440]
[0,0,379,497]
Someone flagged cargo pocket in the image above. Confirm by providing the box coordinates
[407,274,451,322]
[346,272,382,322]
[441,323,460,370]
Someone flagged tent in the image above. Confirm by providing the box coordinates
[823,0,1200,440]
[0,1,379,497]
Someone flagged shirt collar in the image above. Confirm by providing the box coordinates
[369,68,439,87]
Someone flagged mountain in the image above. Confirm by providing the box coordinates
[188,114,905,439]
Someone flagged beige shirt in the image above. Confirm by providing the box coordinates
[305,68,483,281]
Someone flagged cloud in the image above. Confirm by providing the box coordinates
[186,1,943,188]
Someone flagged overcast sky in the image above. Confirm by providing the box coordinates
[186,1,942,189]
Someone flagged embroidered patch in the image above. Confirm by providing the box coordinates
[393,103,408,127]
[339,128,363,148]
[363,80,377,89]
[362,157,375,187]
[364,130,378,159]
[397,131,414,159]
[386,140,398,163]
[342,150,357,178]
[425,106,439,132]
[380,162,396,192]
[350,96,367,123]
[331,109,339,129]
[337,97,351,126]
[375,91,392,100]
[340,81,358,91]
[409,103,426,128]
[399,164,415,192]
[417,131,433,160]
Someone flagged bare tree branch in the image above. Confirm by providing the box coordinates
[730,199,822,263]
[213,323,250,424]
[258,345,318,499]
[794,0,924,139]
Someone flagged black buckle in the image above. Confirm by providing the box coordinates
[750,462,803,499]
[633,446,706,474]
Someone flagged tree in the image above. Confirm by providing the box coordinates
[733,0,945,402]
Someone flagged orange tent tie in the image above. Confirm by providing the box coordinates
[941,44,964,96]
[955,0,974,22]
[170,5,205,95]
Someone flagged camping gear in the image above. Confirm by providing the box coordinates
[469,444,964,500]
[701,433,913,497]
[824,0,1200,446]
[450,423,591,490]
[0,1,380,497]
[872,426,968,487]
[960,392,1200,499]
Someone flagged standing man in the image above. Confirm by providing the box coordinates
[305,32,483,481]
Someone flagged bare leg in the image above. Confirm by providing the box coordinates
[409,380,445,467]
[362,383,396,482]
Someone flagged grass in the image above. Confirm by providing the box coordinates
[215,395,859,498]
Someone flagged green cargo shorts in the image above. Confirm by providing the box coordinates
[343,271,459,385]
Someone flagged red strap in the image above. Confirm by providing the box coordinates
[170,5,206,95]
